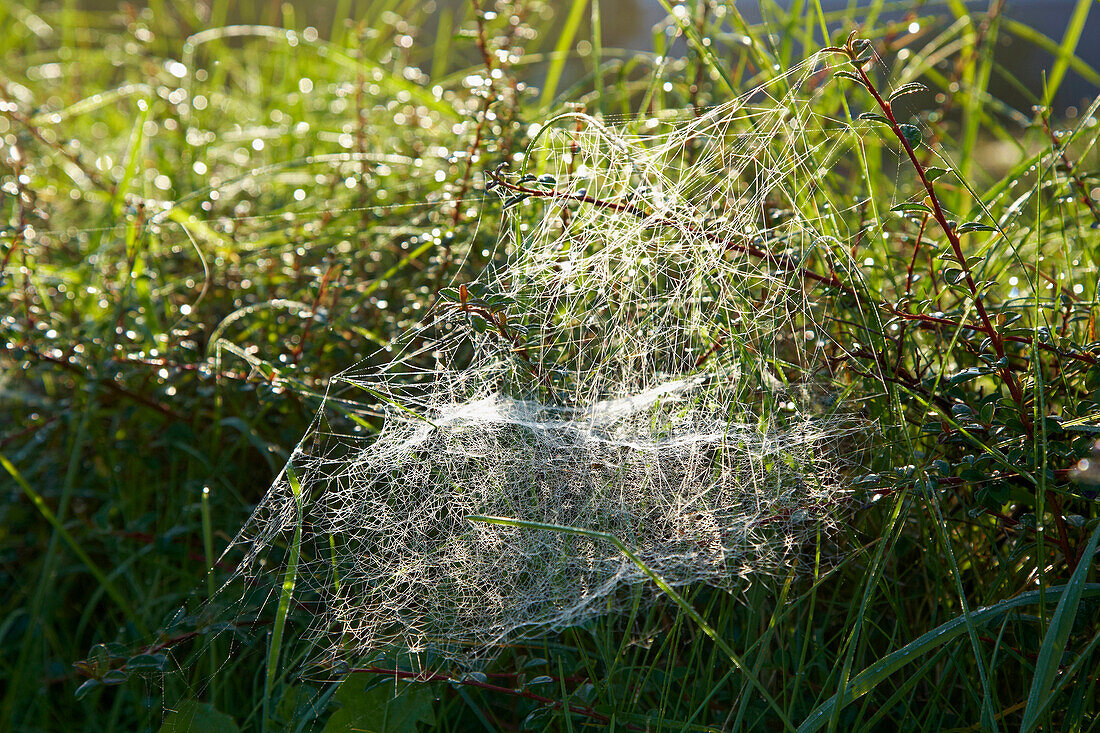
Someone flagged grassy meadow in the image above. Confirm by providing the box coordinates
[1,0,1099,730]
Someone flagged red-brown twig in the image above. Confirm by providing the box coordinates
[16,343,186,420]
[485,166,854,295]
[829,34,1026,412]
[292,263,339,364]
[883,306,1099,366]
[828,35,1083,563]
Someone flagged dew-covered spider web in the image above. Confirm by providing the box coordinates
[221,53,863,669]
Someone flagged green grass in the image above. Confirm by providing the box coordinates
[1,0,1099,731]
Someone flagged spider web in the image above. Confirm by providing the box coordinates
[221,53,861,669]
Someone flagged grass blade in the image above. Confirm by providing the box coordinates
[797,582,1100,733]
[538,0,589,110]
[0,452,140,628]
[1002,17,1100,90]
[1043,0,1093,106]
[590,0,602,115]
[264,465,304,731]
[1020,523,1100,733]
[654,0,734,94]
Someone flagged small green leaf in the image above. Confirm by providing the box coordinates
[103,642,128,659]
[889,82,928,101]
[857,112,891,125]
[523,707,552,730]
[87,643,110,676]
[74,679,101,700]
[482,293,514,308]
[942,268,966,285]
[924,167,949,181]
[834,70,864,85]
[957,222,997,233]
[127,653,167,671]
[101,670,128,686]
[948,367,988,385]
[891,202,932,214]
[899,124,923,147]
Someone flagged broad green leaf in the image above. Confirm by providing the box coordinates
[322,674,436,733]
